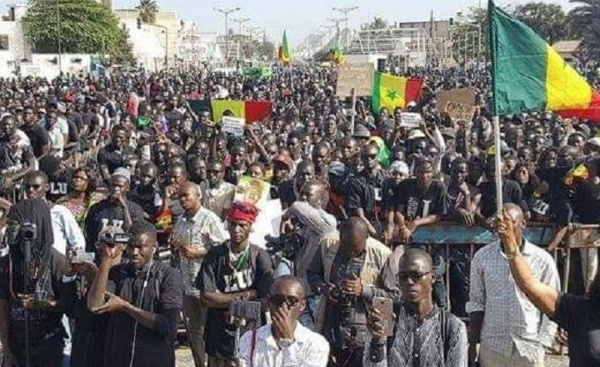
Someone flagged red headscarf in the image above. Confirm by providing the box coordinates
[227,201,259,224]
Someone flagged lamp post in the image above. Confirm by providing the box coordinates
[232,17,250,61]
[332,6,358,50]
[326,17,344,49]
[214,7,241,65]
[56,0,62,76]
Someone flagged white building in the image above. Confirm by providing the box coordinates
[178,23,223,68]
[114,9,181,71]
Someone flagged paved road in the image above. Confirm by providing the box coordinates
[175,346,569,367]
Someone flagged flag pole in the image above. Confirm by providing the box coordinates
[493,115,503,216]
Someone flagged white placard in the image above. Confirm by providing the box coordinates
[400,112,422,128]
[222,116,245,136]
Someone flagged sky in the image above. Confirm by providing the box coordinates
[4,0,575,45]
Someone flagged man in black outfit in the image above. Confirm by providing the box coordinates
[128,161,162,220]
[198,201,274,367]
[20,105,50,158]
[84,168,144,252]
[97,125,132,183]
[87,220,183,367]
[0,199,68,367]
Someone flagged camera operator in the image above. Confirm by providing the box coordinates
[279,180,336,329]
[60,228,125,367]
[84,168,145,253]
[197,201,274,367]
[87,220,183,367]
[237,276,329,367]
[307,217,391,366]
[0,199,69,367]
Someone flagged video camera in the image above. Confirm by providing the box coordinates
[99,231,130,248]
[265,231,302,261]
[4,221,37,247]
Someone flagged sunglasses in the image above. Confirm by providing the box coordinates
[207,169,222,174]
[363,154,378,160]
[24,184,43,190]
[398,271,431,282]
[269,295,300,307]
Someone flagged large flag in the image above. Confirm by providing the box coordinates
[211,100,272,123]
[489,0,600,121]
[371,72,423,113]
[331,47,345,65]
[278,31,291,65]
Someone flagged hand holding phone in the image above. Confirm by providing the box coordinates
[371,297,394,337]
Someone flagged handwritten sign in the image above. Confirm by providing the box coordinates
[437,88,477,122]
[336,63,375,97]
[400,112,422,129]
[222,116,245,136]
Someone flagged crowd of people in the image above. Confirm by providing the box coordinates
[0,62,598,367]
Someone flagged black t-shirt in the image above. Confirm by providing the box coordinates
[103,262,182,367]
[277,180,297,207]
[572,181,600,224]
[0,142,34,172]
[553,293,600,367]
[21,124,49,157]
[67,111,85,132]
[128,185,162,219]
[395,178,448,220]
[478,179,529,218]
[84,199,145,252]
[196,243,273,360]
[48,169,72,203]
[0,250,67,352]
[345,170,387,221]
[97,144,131,174]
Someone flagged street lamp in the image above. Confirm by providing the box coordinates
[332,6,358,50]
[214,7,241,65]
[327,17,345,49]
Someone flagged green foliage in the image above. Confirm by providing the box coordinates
[22,0,134,65]
[512,2,570,44]
[568,0,600,61]
[451,7,487,64]
[136,0,158,24]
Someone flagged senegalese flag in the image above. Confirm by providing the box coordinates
[211,100,272,123]
[331,47,345,64]
[564,163,590,187]
[368,136,391,167]
[371,72,423,113]
[278,31,291,65]
[489,0,600,121]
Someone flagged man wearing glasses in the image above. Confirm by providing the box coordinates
[365,249,468,367]
[202,161,235,221]
[237,276,329,367]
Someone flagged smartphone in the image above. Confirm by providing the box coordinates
[372,297,394,337]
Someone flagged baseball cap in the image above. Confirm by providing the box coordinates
[112,167,131,182]
[328,161,347,178]
[407,129,426,140]
[389,161,409,176]
[273,153,293,171]
[352,124,371,139]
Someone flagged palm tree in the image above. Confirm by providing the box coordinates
[568,0,600,61]
[136,0,158,24]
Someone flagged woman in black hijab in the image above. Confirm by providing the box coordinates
[0,198,67,367]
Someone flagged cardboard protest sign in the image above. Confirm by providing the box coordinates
[336,63,375,98]
[437,87,477,121]
[399,112,422,129]
[222,116,245,136]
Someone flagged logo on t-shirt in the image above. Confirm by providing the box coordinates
[223,268,254,293]
[407,197,432,219]
[100,219,124,232]
[50,182,68,196]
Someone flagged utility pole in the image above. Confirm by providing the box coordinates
[327,17,344,49]
[57,0,62,76]
[332,6,358,50]
[214,7,240,65]
[232,18,250,60]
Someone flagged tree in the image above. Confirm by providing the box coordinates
[22,0,134,65]
[568,0,600,61]
[451,6,487,65]
[512,2,570,44]
[136,0,158,24]
[112,28,136,66]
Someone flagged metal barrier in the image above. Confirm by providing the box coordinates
[411,222,600,315]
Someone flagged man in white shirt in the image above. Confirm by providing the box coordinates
[238,276,329,367]
[467,203,560,367]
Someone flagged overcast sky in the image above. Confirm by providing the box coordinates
[4,0,575,44]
